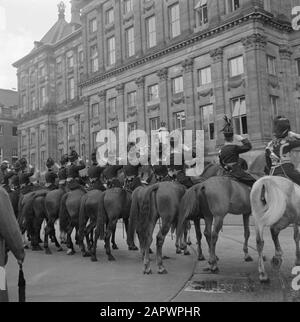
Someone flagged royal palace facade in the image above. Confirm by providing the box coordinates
[13,0,300,171]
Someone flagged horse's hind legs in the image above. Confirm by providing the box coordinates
[294,224,300,266]
[243,214,253,262]
[105,221,117,261]
[111,224,118,250]
[156,227,169,274]
[256,225,269,283]
[66,224,76,255]
[208,216,223,274]
[143,248,152,275]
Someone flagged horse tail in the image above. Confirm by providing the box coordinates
[59,193,69,234]
[176,186,198,240]
[95,192,106,241]
[250,178,287,230]
[139,184,160,250]
[127,190,139,247]
[78,194,88,242]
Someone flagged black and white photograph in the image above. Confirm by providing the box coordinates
[1,0,300,308]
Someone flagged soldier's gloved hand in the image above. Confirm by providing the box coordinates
[234,134,244,142]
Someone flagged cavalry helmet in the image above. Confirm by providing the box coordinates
[68,150,79,163]
[60,154,69,165]
[91,149,97,163]
[221,115,234,139]
[273,116,291,139]
[46,157,55,169]
[19,157,27,168]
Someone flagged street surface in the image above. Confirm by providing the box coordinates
[5,217,300,302]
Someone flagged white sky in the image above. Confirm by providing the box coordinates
[0,0,71,90]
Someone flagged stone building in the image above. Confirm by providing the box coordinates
[13,0,300,170]
[0,89,18,164]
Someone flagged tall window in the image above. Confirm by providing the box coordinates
[89,18,97,33]
[30,153,36,167]
[39,65,46,77]
[58,127,63,142]
[57,83,64,104]
[229,56,244,77]
[107,36,116,66]
[40,129,46,144]
[22,95,27,112]
[90,45,99,73]
[12,127,17,136]
[81,121,85,133]
[198,66,211,86]
[127,91,137,107]
[78,46,84,65]
[41,151,46,170]
[68,78,75,100]
[40,87,46,107]
[30,71,36,84]
[267,55,276,75]
[150,117,160,132]
[146,16,157,48]
[69,124,75,136]
[270,95,278,119]
[226,0,240,13]
[67,51,74,69]
[124,0,133,14]
[92,103,99,118]
[232,96,247,135]
[106,8,114,25]
[126,27,135,57]
[108,97,117,114]
[30,132,36,146]
[128,122,137,141]
[173,111,186,131]
[147,84,159,102]
[56,57,62,73]
[169,3,181,38]
[200,104,215,141]
[81,144,86,158]
[31,92,37,111]
[195,0,208,26]
[172,76,184,94]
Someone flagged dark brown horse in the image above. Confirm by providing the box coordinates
[176,153,266,273]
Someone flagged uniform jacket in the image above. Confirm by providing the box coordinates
[67,162,85,179]
[45,169,58,184]
[58,166,68,181]
[0,187,25,302]
[219,139,252,167]
[19,168,35,186]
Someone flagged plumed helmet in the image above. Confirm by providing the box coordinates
[60,154,69,165]
[0,163,7,171]
[68,149,79,163]
[46,157,55,169]
[221,116,234,138]
[19,157,27,168]
[91,149,97,163]
[273,116,291,139]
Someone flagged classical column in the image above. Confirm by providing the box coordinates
[75,114,81,154]
[157,67,169,127]
[63,118,69,154]
[114,0,122,65]
[241,33,269,145]
[83,96,91,158]
[35,125,40,168]
[98,90,107,130]
[279,45,294,127]
[116,83,125,122]
[182,58,195,131]
[17,129,22,159]
[210,47,225,147]
[26,128,30,162]
[135,76,146,131]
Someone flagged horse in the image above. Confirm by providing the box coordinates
[250,176,300,283]
[59,188,86,255]
[176,153,267,274]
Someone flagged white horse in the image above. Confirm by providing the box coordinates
[250,176,300,283]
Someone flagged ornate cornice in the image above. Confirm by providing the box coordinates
[241,33,267,50]
[157,68,168,81]
[143,0,155,14]
[228,77,246,91]
[98,90,106,101]
[80,10,293,89]
[116,83,125,95]
[108,113,118,122]
[197,88,213,98]
[279,45,293,60]
[135,76,145,88]
[171,94,185,106]
[181,58,194,73]
[268,75,280,89]
[147,104,160,114]
[127,106,137,118]
[209,47,223,63]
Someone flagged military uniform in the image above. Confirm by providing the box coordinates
[45,169,58,190]
[67,161,86,191]
[266,117,300,185]
[58,166,68,187]
[0,167,14,193]
[103,165,123,188]
[87,163,106,191]
[19,168,35,195]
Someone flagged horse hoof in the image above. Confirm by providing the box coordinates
[108,255,116,261]
[57,247,63,252]
[149,248,153,254]
[184,250,191,256]
[210,267,219,274]
[271,256,282,269]
[45,248,52,255]
[259,274,270,284]
[83,252,91,258]
[158,268,168,275]
[198,255,206,261]
[67,249,75,256]
[143,269,152,275]
[176,249,182,254]
[244,255,253,262]
[187,241,192,246]
[128,246,139,251]
[91,256,98,262]
[112,244,119,250]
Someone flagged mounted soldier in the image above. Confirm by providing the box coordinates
[219,116,256,187]
[265,116,300,185]
[18,158,35,195]
[10,161,22,191]
[66,149,86,192]
[0,161,14,193]
[45,158,58,191]
[87,150,106,191]
[58,154,69,190]
[102,150,123,189]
